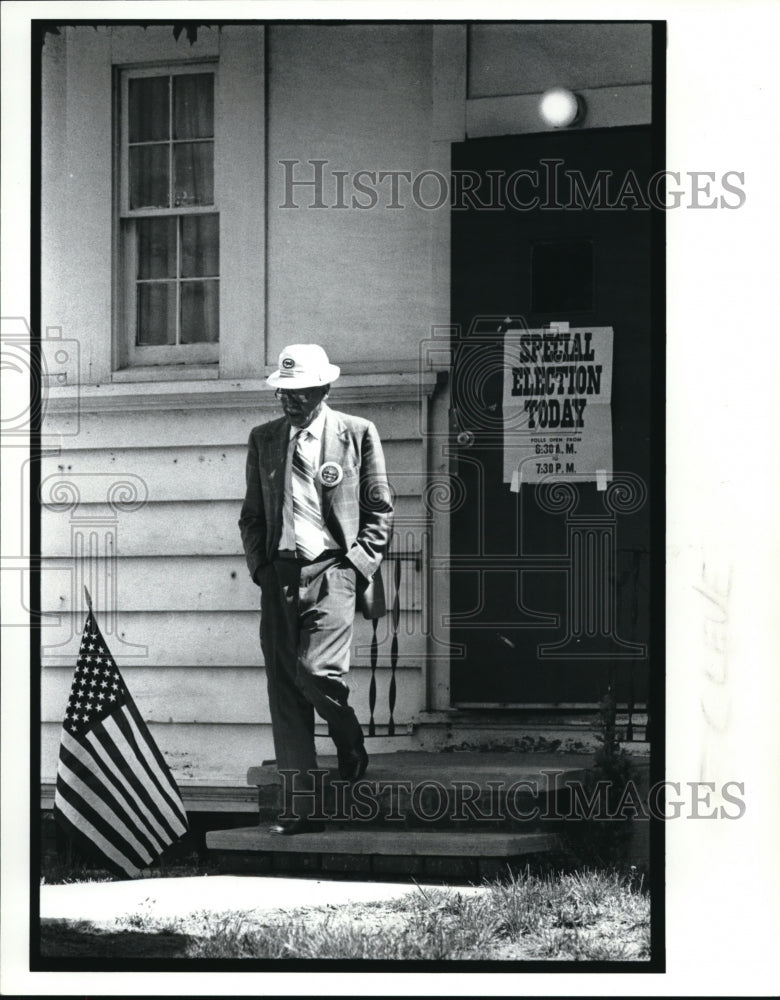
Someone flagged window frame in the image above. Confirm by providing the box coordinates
[115,60,220,370]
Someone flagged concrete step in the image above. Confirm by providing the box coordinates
[246,750,593,832]
[247,750,593,789]
[204,751,651,875]
[207,826,558,856]
[205,826,560,879]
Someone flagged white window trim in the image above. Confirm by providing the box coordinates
[114,60,220,372]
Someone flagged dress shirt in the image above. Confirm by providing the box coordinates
[278,407,340,555]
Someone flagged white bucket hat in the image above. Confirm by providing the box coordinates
[266,344,341,389]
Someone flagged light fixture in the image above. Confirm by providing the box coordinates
[538,87,583,128]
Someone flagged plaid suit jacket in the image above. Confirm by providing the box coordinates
[239,405,393,618]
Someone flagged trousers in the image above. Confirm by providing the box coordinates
[259,551,364,792]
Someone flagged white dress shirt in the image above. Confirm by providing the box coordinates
[279,407,340,555]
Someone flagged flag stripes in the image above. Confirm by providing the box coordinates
[53,608,188,879]
[57,741,160,859]
[61,729,167,854]
[55,759,154,868]
[123,701,188,830]
[83,726,175,846]
[94,714,183,841]
[53,791,144,880]
[109,711,187,833]
[124,695,187,802]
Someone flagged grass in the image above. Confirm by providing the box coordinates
[40,865,650,961]
[40,851,219,885]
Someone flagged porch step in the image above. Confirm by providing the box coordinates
[246,750,592,791]
[205,826,560,879]
[244,750,592,832]
[207,827,557,856]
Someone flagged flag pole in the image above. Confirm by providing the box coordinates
[83,585,93,612]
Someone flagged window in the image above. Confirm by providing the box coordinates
[118,65,219,368]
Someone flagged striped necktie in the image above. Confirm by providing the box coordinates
[291,429,324,560]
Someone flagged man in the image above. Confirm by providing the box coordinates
[239,344,393,835]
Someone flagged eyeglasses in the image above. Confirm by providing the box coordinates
[275,387,317,403]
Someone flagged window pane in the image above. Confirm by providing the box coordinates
[181,281,219,343]
[129,144,169,209]
[137,283,176,345]
[129,76,169,142]
[181,215,219,277]
[173,74,214,139]
[173,142,214,206]
[137,218,177,279]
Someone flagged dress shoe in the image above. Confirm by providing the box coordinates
[268,817,326,836]
[338,742,368,783]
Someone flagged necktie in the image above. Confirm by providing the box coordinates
[291,430,324,560]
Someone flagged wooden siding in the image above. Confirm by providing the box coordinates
[41,401,423,449]
[40,396,428,786]
[41,716,420,789]
[266,24,438,363]
[40,441,425,501]
[38,611,425,668]
[43,665,423,726]
[41,495,426,555]
[40,25,267,385]
[40,555,423,613]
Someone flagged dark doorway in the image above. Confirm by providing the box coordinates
[450,126,658,709]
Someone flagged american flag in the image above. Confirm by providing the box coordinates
[53,608,188,878]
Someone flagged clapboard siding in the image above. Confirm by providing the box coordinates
[41,555,423,612]
[41,721,417,786]
[41,723,274,785]
[40,610,426,667]
[40,441,425,502]
[37,21,465,797]
[43,400,422,450]
[42,496,430,557]
[42,664,423,725]
[40,392,433,788]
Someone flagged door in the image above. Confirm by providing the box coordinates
[450,126,658,708]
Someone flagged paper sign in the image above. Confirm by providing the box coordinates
[503,326,614,486]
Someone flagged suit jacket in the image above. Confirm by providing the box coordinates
[239,405,393,618]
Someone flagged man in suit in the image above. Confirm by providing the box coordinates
[239,344,393,834]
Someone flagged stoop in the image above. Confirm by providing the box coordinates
[206,751,593,879]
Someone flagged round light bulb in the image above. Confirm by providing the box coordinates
[539,88,581,128]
